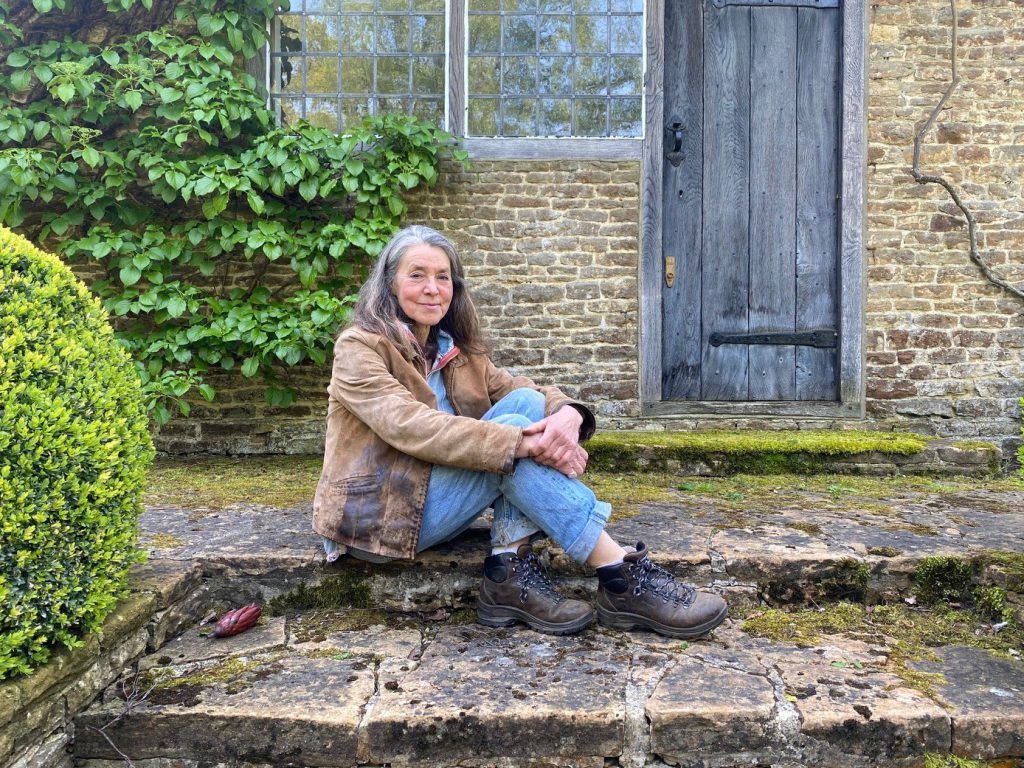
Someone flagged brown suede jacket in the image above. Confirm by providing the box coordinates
[312,326,596,560]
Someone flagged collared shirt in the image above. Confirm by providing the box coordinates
[426,329,457,414]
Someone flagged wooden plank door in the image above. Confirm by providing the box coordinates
[662,0,841,402]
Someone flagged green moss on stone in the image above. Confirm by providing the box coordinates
[867,546,903,558]
[923,753,998,768]
[915,556,981,605]
[267,572,373,615]
[587,429,928,474]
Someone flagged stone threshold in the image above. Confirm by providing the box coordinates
[586,431,1001,477]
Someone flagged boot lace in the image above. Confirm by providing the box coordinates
[629,557,696,606]
[510,551,564,604]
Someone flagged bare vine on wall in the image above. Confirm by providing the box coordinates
[910,0,1024,302]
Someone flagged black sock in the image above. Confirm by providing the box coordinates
[596,562,628,594]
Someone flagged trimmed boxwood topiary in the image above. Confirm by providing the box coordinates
[0,226,154,680]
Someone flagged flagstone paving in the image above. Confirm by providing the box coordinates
[72,475,1024,767]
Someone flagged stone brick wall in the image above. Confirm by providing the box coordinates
[153,0,1023,462]
[864,0,1023,457]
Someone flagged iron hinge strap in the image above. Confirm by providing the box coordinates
[709,329,838,348]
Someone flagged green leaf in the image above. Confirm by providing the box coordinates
[33,0,54,11]
[11,70,31,91]
[246,192,265,214]
[166,296,187,318]
[124,90,143,111]
[201,193,228,219]
[33,64,53,83]
[193,176,218,196]
[298,178,318,201]
[81,146,101,168]
[32,121,50,141]
[119,265,142,286]
[240,357,259,377]
[198,383,216,401]
[159,87,183,103]
[6,52,29,68]
[101,50,120,67]
[55,82,75,103]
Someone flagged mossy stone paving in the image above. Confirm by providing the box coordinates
[74,606,1024,767]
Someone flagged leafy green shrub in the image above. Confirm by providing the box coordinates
[0,225,154,680]
[0,0,465,423]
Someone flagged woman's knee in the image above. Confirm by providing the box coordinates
[489,412,533,429]
[500,387,545,419]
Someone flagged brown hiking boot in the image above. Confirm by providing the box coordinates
[596,542,727,639]
[477,544,595,635]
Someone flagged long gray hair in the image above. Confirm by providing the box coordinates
[351,225,485,357]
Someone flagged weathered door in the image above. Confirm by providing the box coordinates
[662,0,841,401]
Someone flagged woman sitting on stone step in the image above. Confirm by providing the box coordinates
[313,224,727,639]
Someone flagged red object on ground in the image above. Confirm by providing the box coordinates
[211,603,262,638]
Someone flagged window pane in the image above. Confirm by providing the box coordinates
[502,57,537,95]
[610,0,641,11]
[469,0,499,10]
[412,56,444,93]
[538,55,572,94]
[340,0,374,11]
[609,98,641,136]
[538,14,571,53]
[342,57,374,92]
[411,14,444,52]
[378,16,410,52]
[469,56,500,94]
[503,0,538,11]
[539,98,571,136]
[275,56,303,93]
[574,98,606,135]
[575,15,608,53]
[468,98,500,135]
[340,16,374,52]
[574,0,606,11]
[575,56,607,95]
[377,57,410,93]
[504,16,537,53]
[412,98,444,123]
[378,96,409,114]
[306,97,341,130]
[306,57,341,93]
[280,98,303,125]
[469,15,500,53]
[275,15,303,54]
[306,15,342,52]
[502,98,537,136]
[413,0,444,10]
[306,0,342,10]
[539,0,572,10]
[380,0,408,11]
[341,97,372,126]
[610,14,641,54]
[608,56,641,95]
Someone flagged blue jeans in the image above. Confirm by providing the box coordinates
[324,388,610,565]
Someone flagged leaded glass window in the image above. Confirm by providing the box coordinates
[271,0,445,131]
[466,0,642,137]
[269,0,644,138]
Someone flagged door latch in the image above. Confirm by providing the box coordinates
[665,255,676,287]
[665,116,684,167]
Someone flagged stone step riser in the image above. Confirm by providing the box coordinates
[72,624,1024,768]
[176,553,1010,618]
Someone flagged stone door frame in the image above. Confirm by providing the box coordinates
[638,0,869,418]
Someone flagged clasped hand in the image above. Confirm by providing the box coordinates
[515,405,588,478]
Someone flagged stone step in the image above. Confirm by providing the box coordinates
[73,612,1024,768]
[137,480,1024,616]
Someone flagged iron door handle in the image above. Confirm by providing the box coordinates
[666,116,684,167]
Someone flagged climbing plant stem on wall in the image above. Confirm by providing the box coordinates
[910,0,1023,302]
[0,0,466,424]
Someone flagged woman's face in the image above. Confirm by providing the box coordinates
[392,243,454,339]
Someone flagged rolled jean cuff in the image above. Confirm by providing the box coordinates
[491,517,540,547]
[562,499,612,564]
